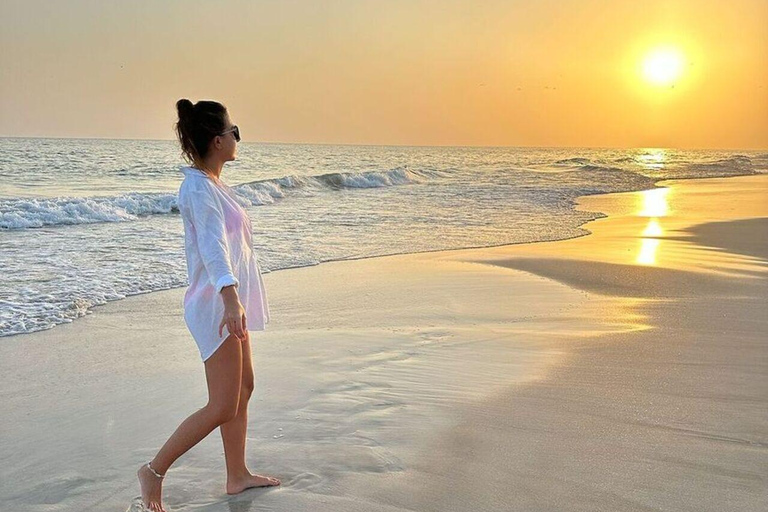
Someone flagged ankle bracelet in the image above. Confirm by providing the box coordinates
[147,461,166,479]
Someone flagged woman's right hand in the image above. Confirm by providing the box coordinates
[219,285,247,340]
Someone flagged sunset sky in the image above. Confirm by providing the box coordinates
[1,0,766,149]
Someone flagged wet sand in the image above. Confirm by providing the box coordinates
[0,174,766,512]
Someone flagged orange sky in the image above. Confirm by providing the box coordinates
[1,0,766,149]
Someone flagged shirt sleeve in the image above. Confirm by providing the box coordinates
[182,186,240,294]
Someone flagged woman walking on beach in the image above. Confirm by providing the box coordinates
[137,99,279,512]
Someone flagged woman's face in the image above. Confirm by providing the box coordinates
[216,115,238,162]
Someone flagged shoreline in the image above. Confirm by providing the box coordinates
[4,170,764,342]
[0,174,766,511]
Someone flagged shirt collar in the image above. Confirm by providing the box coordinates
[181,166,209,178]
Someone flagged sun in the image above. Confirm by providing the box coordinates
[641,47,685,87]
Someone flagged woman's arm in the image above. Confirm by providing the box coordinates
[182,186,247,339]
[184,187,239,294]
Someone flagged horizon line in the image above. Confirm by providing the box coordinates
[0,135,765,152]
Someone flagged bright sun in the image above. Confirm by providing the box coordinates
[641,47,685,86]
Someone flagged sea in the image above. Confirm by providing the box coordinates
[1,138,766,338]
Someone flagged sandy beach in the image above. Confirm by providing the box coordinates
[1,174,766,512]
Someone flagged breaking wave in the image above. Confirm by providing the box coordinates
[0,166,431,230]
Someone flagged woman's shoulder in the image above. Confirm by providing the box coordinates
[179,169,217,196]
[179,185,222,224]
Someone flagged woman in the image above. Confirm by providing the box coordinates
[137,99,280,512]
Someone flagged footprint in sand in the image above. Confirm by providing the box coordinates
[285,472,324,491]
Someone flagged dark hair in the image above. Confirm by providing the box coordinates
[174,99,229,169]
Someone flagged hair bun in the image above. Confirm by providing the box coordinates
[176,98,195,120]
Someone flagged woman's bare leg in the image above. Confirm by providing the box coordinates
[220,331,253,481]
[221,331,281,494]
[137,334,244,512]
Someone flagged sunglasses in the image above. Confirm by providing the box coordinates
[220,125,240,142]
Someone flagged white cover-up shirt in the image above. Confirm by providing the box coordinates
[177,166,270,361]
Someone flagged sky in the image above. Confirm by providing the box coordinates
[1,0,766,149]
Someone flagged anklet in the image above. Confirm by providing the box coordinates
[147,461,165,479]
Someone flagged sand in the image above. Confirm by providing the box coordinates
[0,174,766,512]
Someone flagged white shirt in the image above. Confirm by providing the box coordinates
[177,165,270,361]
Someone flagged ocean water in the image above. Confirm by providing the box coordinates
[1,138,766,338]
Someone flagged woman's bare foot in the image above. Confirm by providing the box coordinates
[137,463,166,512]
[226,471,281,495]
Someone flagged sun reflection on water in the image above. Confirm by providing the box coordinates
[637,148,668,171]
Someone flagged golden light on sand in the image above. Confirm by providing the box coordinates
[641,47,685,87]
[641,218,664,237]
[636,238,661,266]
[635,189,669,266]
[638,188,670,217]
[637,218,664,265]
